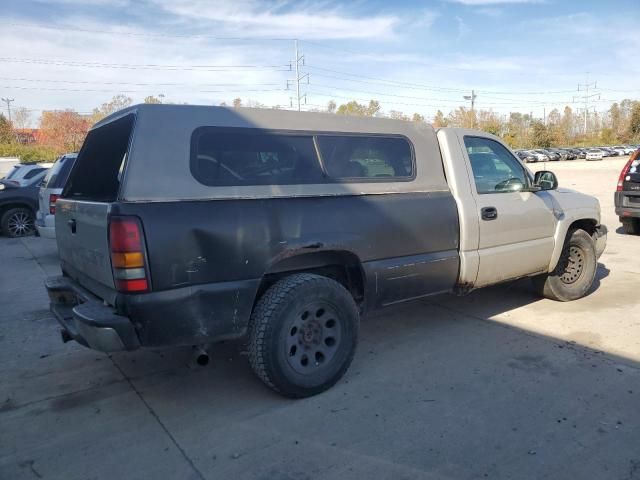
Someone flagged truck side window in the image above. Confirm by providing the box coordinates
[464,136,528,194]
[316,135,414,181]
[191,128,324,186]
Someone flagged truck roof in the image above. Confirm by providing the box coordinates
[94,103,436,136]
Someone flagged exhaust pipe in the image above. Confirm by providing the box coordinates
[192,345,210,366]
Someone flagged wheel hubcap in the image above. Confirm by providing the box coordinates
[285,303,341,375]
[560,245,585,284]
[8,212,34,237]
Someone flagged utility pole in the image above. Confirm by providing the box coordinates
[573,73,599,136]
[288,40,309,111]
[463,90,477,127]
[1,97,14,123]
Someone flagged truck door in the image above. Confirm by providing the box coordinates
[461,135,556,287]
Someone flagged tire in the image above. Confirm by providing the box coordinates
[1,207,35,238]
[533,229,597,302]
[621,218,640,235]
[247,273,359,398]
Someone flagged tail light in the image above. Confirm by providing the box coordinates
[617,154,638,192]
[109,216,150,293]
[49,194,60,215]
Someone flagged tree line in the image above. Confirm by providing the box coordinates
[1,94,639,163]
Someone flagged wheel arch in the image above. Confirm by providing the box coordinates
[255,249,366,309]
[548,217,599,271]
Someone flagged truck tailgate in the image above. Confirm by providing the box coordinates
[56,199,115,294]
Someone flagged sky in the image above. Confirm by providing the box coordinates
[2,0,640,124]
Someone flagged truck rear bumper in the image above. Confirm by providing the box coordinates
[45,276,140,352]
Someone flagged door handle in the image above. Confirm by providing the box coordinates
[481,207,498,221]
[68,218,76,234]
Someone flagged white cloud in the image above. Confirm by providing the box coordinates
[150,0,400,40]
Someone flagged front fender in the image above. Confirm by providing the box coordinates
[547,207,600,272]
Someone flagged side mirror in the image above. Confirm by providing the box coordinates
[534,170,558,191]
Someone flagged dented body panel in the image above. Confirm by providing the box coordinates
[48,104,604,352]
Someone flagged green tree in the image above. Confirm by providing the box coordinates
[531,121,552,148]
[91,94,133,124]
[629,102,640,140]
[412,113,425,123]
[0,114,13,143]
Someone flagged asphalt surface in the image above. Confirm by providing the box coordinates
[1,156,640,480]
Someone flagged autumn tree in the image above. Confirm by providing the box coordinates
[336,100,380,117]
[91,95,133,124]
[432,110,448,128]
[389,110,409,121]
[232,98,242,108]
[477,110,502,136]
[412,113,425,123]
[143,95,164,104]
[39,110,91,152]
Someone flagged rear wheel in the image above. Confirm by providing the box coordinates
[1,208,35,238]
[247,273,359,398]
[533,229,597,302]
[621,218,640,235]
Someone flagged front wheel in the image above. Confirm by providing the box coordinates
[247,273,359,398]
[533,229,597,302]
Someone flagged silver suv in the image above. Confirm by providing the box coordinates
[36,153,77,239]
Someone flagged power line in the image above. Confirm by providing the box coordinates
[573,73,600,135]
[1,97,15,122]
[0,76,282,87]
[0,57,290,72]
[0,85,287,94]
[287,40,309,111]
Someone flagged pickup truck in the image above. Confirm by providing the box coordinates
[46,104,607,398]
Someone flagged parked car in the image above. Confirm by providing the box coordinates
[0,170,48,237]
[599,147,616,157]
[2,163,51,187]
[623,146,636,155]
[531,150,551,161]
[515,150,537,163]
[541,149,561,161]
[612,146,627,156]
[615,149,640,234]
[573,148,587,159]
[548,148,568,161]
[36,153,78,239]
[46,104,607,397]
[586,149,604,161]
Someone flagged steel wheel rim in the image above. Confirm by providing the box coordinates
[285,302,342,375]
[560,245,585,284]
[7,211,34,237]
